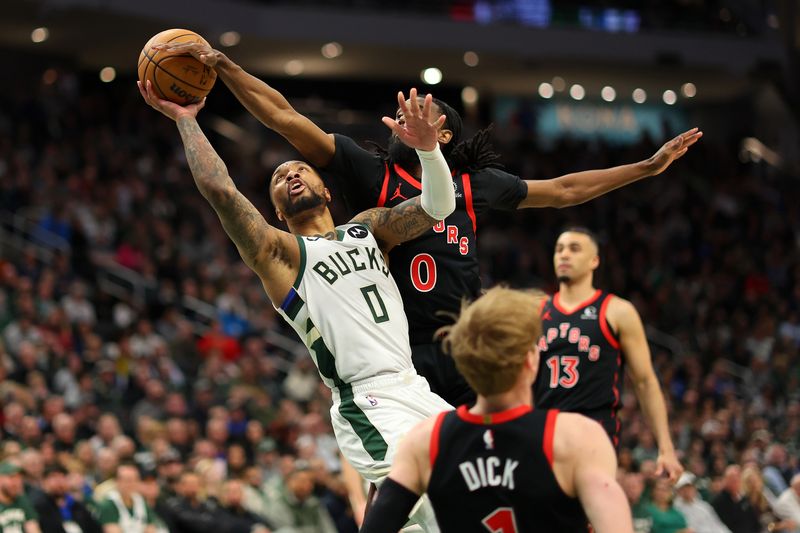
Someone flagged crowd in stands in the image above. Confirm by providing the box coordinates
[0,66,798,533]
[254,0,766,35]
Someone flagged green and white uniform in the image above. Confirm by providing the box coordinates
[276,223,452,483]
[0,494,38,533]
[97,491,154,533]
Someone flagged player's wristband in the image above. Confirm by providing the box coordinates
[360,477,421,533]
[416,144,456,220]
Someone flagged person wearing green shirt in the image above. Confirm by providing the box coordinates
[96,464,155,533]
[647,478,692,533]
[0,461,40,533]
[622,471,655,533]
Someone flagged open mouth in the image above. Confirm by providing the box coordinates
[288,179,306,197]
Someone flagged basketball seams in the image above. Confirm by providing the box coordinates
[138,30,215,104]
[144,49,215,93]
[138,32,195,69]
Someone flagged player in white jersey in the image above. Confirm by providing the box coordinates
[139,82,454,531]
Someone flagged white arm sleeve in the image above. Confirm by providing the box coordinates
[416,144,456,220]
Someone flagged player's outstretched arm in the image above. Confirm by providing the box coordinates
[612,297,683,483]
[519,128,703,208]
[152,41,335,167]
[360,418,433,533]
[350,89,454,251]
[556,413,634,533]
[138,81,298,303]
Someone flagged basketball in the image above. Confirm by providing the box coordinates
[137,29,217,105]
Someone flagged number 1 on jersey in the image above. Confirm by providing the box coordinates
[482,507,518,533]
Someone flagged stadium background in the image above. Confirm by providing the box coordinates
[0,0,799,531]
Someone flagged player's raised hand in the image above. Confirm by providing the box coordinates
[646,127,703,176]
[382,88,446,152]
[656,450,684,484]
[138,80,205,121]
[152,41,220,68]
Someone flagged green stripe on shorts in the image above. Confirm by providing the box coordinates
[305,317,389,461]
[338,384,389,461]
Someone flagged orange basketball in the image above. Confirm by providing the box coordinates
[137,29,217,105]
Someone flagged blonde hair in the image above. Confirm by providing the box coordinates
[742,465,769,512]
[439,286,545,396]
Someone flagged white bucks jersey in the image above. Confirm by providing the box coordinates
[277,224,413,389]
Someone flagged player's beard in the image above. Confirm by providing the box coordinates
[387,134,421,170]
[557,275,571,283]
[284,188,327,217]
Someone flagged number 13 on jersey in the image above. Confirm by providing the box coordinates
[546,355,580,388]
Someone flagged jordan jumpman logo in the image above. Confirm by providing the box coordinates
[390,183,407,201]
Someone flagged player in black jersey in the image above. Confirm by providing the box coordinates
[359,286,633,533]
[534,228,683,482]
[155,40,702,407]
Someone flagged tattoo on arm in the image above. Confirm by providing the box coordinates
[176,116,291,270]
[351,197,437,251]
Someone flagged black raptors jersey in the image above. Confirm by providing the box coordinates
[534,290,624,446]
[427,405,587,533]
[322,134,527,344]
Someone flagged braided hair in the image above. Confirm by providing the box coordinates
[368,97,504,172]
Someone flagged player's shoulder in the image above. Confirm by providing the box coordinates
[465,166,521,186]
[337,223,374,240]
[332,133,382,160]
[604,293,639,320]
[552,411,609,457]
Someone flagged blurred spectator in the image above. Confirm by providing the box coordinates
[712,465,761,533]
[89,414,123,453]
[130,379,167,427]
[216,479,271,533]
[619,472,647,533]
[741,465,796,532]
[645,477,691,533]
[263,462,337,533]
[674,472,730,533]
[61,281,96,326]
[0,461,40,532]
[158,470,219,532]
[96,464,156,533]
[764,445,792,496]
[138,469,170,533]
[774,475,800,531]
[30,464,102,533]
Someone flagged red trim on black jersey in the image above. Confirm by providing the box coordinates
[598,295,621,350]
[543,409,559,468]
[552,289,602,316]
[377,163,391,207]
[461,173,477,234]
[393,164,422,190]
[456,404,532,425]
[429,411,448,467]
[610,349,622,447]
[538,296,549,317]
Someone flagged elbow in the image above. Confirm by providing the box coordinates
[200,181,236,204]
[273,108,304,134]
[538,179,579,209]
[555,185,586,208]
[636,375,659,394]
